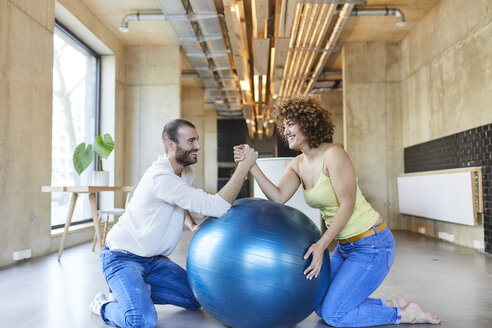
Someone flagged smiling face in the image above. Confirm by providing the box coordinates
[283,119,306,150]
[174,126,200,166]
[272,96,335,149]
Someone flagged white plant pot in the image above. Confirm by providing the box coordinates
[92,171,110,186]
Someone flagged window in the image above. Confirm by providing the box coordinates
[51,21,100,229]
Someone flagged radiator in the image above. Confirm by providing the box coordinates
[397,168,483,226]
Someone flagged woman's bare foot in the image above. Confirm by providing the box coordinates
[387,293,408,308]
[401,301,441,324]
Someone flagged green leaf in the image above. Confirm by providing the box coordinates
[73,143,93,175]
[94,134,114,159]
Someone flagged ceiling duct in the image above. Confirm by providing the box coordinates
[151,0,243,118]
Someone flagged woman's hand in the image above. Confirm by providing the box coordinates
[303,241,327,280]
[233,144,246,163]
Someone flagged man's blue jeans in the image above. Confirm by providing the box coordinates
[100,248,200,328]
[316,223,401,327]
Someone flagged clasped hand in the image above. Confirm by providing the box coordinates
[233,144,248,163]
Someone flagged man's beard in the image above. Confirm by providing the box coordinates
[175,145,198,166]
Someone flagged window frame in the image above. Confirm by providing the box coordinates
[51,20,102,230]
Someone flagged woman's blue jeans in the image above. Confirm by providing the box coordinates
[99,248,200,328]
[316,224,400,327]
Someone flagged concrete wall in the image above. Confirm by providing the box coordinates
[123,45,181,184]
[0,0,55,266]
[320,91,344,146]
[398,0,492,247]
[342,41,403,230]
[401,0,492,147]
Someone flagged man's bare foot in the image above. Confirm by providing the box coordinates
[387,293,408,308]
[401,302,441,324]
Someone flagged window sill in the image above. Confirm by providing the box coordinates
[51,222,95,238]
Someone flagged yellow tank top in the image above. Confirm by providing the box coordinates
[299,154,380,239]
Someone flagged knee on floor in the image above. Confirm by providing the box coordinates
[322,315,345,327]
[319,306,345,327]
[124,308,158,328]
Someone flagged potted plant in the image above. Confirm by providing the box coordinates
[73,133,114,186]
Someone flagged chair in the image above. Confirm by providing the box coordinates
[92,186,135,251]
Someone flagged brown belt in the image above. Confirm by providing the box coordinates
[338,222,387,245]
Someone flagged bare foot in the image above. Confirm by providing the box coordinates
[387,293,408,308]
[401,302,441,324]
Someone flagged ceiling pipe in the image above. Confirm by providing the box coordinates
[119,12,219,32]
[342,7,407,27]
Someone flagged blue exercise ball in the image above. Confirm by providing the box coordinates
[187,198,329,328]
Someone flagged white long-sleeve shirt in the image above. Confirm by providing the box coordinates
[106,154,231,257]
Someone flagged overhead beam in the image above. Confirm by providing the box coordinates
[253,38,270,75]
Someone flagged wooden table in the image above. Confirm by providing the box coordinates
[42,186,133,260]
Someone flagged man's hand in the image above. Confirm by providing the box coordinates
[218,145,257,204]
[184,211,199,232]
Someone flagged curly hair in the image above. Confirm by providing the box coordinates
[272,95,335,148]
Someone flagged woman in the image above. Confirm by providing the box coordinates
[234,95,440,327]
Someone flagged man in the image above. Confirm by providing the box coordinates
[89,119,257,328]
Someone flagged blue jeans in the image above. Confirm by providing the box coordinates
[100,248,200,328]
[316,223,400,327]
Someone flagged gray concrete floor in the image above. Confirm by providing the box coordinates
[0,230,491,328]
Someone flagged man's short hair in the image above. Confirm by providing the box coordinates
[162,119,196,152]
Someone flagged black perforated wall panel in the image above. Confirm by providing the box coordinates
[217,119,247,163]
